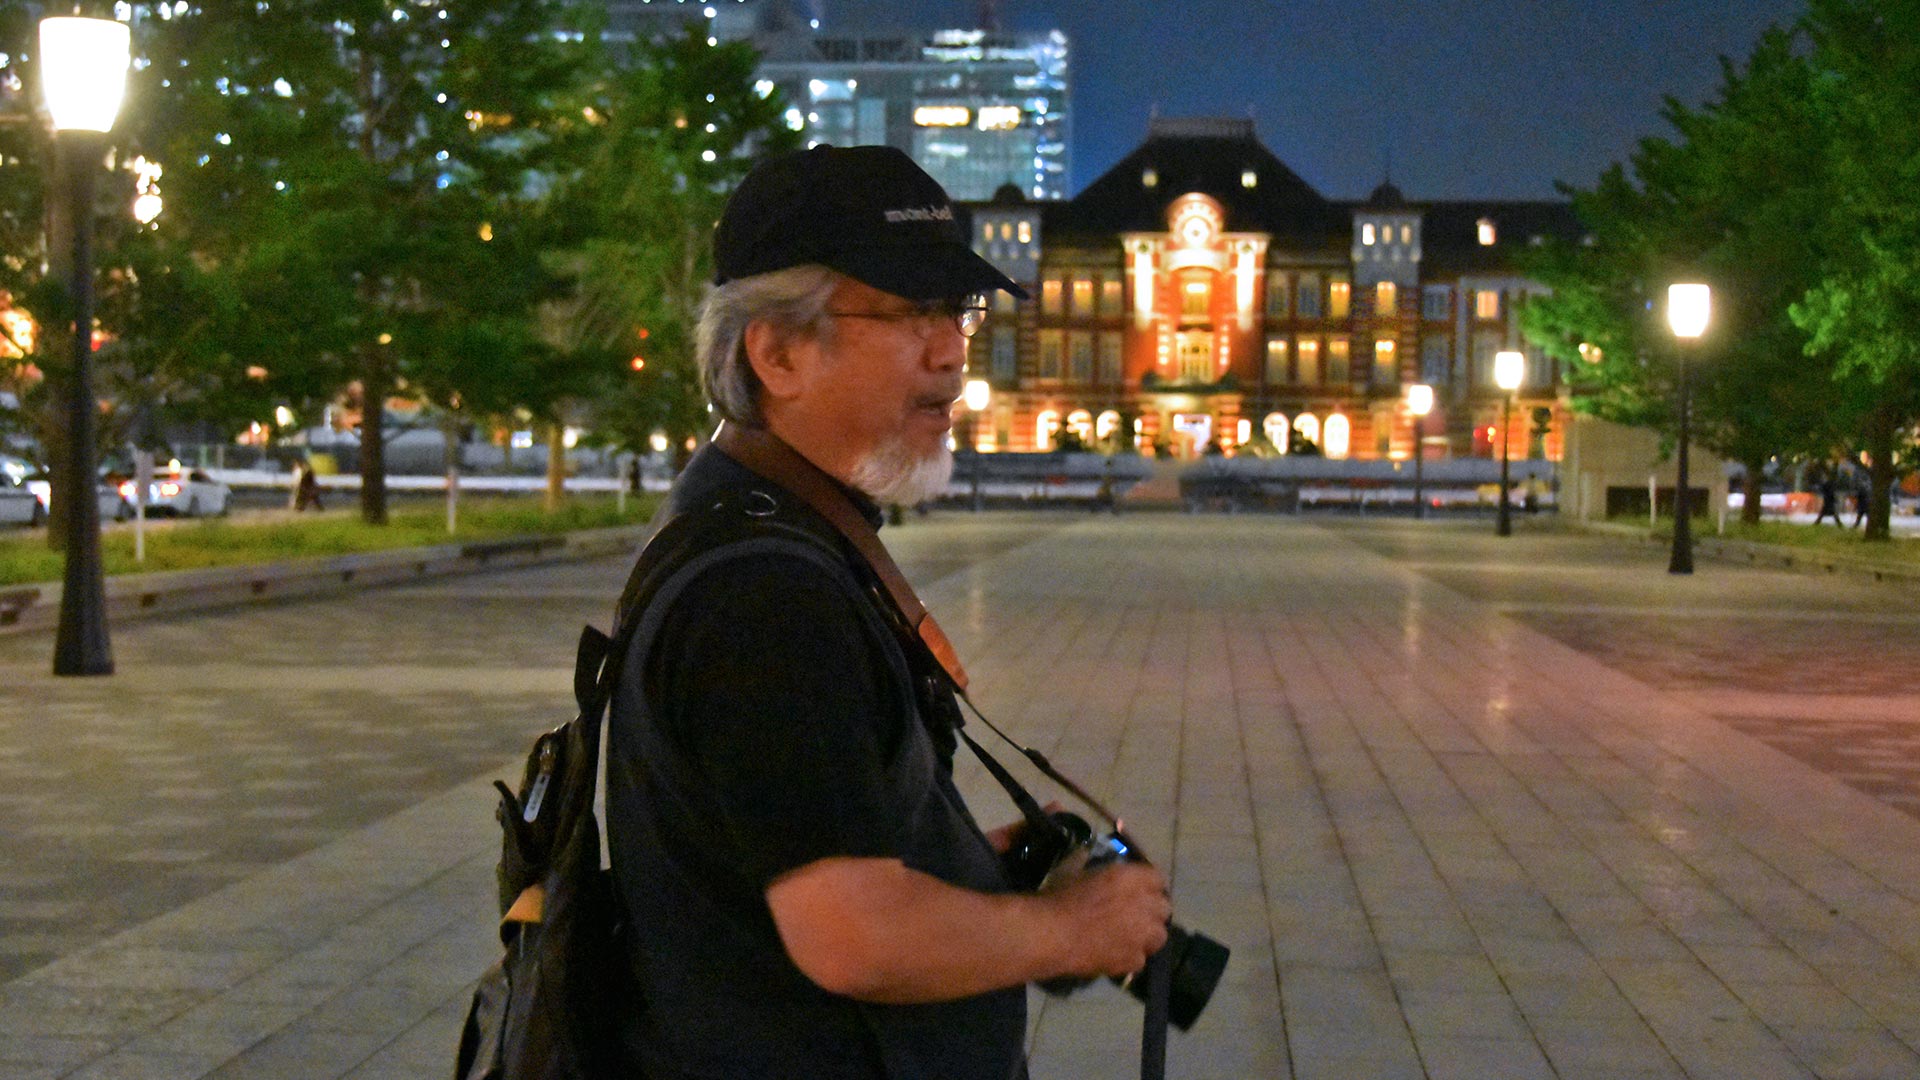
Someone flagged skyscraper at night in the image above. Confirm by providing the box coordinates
[752,21,1071,201]
[602,1,1071,201]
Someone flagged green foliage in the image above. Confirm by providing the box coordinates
[0,492,660,585]
[1521,25,1846,473]
[546,22,798,454]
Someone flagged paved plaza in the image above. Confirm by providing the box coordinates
[2,513,1918,1079]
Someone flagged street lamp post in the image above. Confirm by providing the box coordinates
[1493,351,1525,537]
[963,378,990,511]
[43,16,131,677]
[1666,283,1711,575]
[1407,383,1433,520]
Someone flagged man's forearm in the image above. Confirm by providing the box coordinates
[766,856,1075,1004]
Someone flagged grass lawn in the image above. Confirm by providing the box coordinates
[1625,514,1920,566]
[0,494,661,586]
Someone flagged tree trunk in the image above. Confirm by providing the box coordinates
[1740,453,1765,527]
[545,421,566,513]
[358,348,389,525]
[444,413,460,535]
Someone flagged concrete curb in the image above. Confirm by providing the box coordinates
[0,524,649,636]
[1576,518,1920,589]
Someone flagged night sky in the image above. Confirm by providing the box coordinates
[813,0,1810,202]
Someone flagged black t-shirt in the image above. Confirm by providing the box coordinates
[606,444,1027,1080]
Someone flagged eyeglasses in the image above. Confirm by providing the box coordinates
[826,293,990,339]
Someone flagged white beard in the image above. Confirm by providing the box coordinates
[848,438,954,506]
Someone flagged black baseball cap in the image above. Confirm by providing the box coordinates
[713,144,1029,301]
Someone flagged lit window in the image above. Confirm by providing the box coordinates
[1374,339,1397,386]
[1296,339,1321,384]
[1000,222,1013,241]
[1477,218,1496,246]
[977,105,1021,130]
[914,105,970,127]
[982,223,994,243]
[1242,169,1257,189]
[1263,413,1289,453]
[1017,221,1032,244]
[1100,279,1124,316]
[1475,290,1500,320]
[1096,410,1121,440]
[1142,168,1158,189]
[1066,409,1093,442]
[1324,413,1351,459]
[1265,338,1289,384]
[1400,224,1412,245]
[1327,337,1351,383]
[1376,282,1397,314]
[1182,278,1211,319]
[1041,279,1063,316]
[1329,280,1351,318]
[1071,278,1094,317]
[1362,223,1377,246]
[1293,412,1320,450]
[1035,410,1060,451]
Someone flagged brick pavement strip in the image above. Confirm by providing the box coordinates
[2,515,1919,1079]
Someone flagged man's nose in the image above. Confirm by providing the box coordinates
[924,322,967,371]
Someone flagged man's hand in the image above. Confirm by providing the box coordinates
[1043,861,1171,980]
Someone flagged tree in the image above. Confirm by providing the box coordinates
[1787,0,1920,540]
[1521,26,1849,526]
[542,21,798,484]
[124,0,601,524]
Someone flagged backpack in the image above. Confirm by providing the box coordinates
[452,500,797,1080]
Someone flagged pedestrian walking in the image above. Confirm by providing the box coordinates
[1853,470,1872,528]
[291,459,324,512]
[1813,468,1842,527]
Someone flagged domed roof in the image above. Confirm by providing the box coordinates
[1366,181,1408,209]
[989,182,1027,205]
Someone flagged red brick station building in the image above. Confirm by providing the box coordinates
[957,117,1584,463]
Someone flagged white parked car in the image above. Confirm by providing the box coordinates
[0,469,42,526]
[24,469,134,523]
[122,467,230,517]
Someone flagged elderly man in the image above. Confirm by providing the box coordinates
[605,145,1171,1078]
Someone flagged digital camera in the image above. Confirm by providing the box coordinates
[1002,810,1230,1030]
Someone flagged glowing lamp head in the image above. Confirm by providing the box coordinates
[1406,383,1434,417]
[39,17,131,133]
[1494,350,1525,392]
[963,378,990,412]
[1667,283,1711,339]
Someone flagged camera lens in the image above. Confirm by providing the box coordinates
[1124,924,1231,1031]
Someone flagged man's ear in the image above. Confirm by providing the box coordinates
[745,319,807,402]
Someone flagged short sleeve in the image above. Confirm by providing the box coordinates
[646,549,910,887]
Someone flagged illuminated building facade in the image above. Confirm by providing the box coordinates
[752,24,1070,200]
[962,117,1583,461]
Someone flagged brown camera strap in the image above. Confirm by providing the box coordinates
[713,422,970,691]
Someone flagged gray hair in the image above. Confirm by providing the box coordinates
[696,264,844,427]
